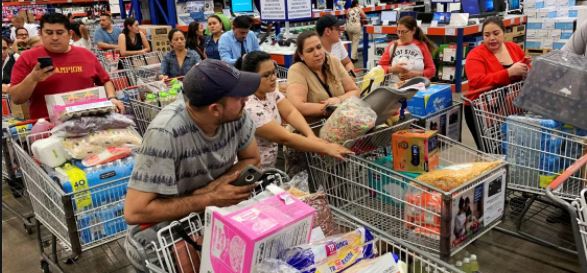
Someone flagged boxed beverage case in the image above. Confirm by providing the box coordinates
[515,51,587,130]
[407,84,452,117]
[392,129,440,173]
[200,191,315,273]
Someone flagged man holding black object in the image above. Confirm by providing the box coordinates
[8,13,123,119]
[123,59,261,272]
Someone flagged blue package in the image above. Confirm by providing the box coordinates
[368,155,417,206]
[61,156,135,209]
[407,84,452,117]
[502,115,566,187]
[279,227,375,273]
[77,202,126,245]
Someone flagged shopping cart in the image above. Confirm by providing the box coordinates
[2,120,35,234]
[12,131,132,273]
[306,119,507,259]
[120,52,164,83]
[276,65,288,79]
[127,77,183,135]
[95,49,121,72]
[461,81,587,253]
[462,81,587,199]
[546,154,587,271]
[144,207,464,273]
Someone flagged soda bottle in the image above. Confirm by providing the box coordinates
[470,254,480,273]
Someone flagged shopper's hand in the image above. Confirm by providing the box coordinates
[399,70,422,81]
[195,171,256,207]
[206,172,257,207]
[2,84,9,94]
[320,143,353,160]
[110,98,125,113]
[507,62,529,78]
[29,63,55,82]
[321,97,342,106]
[390,63,409,74]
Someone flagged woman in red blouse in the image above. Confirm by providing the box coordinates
[464,16,530,148]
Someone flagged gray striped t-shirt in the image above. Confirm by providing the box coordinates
[128,98,255,196]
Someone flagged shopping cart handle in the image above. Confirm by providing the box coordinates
[460,86,493,103]
[547,154,587,191]
[545,154,587,209]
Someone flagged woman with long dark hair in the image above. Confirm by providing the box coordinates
[186,21,206,60]
[378,16,437,81]
[203,15,225,60]
[118,17,150,57]
[239,51,350,169]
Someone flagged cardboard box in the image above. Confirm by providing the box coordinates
[392,129,440,173]
[526,38,544,49]
[561,30,574,39]
[150,37,171,52]
[554,17,576,30]
[200,192,315,273]
[407,84,452,117]
[553,40,568,50]
[139,25,172,40]
[527,18,544,29]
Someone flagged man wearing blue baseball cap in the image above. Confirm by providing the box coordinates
[124,59,262,272]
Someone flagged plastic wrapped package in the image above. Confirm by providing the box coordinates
[257,259,302,273]
[515,50,587,130]
[343,252,401,273]
[62,128,142,159]
[51,113,136,137]
[279,227,375,273]
[405,188,442,240]
[320,97,377,145]
[415,161,503,191]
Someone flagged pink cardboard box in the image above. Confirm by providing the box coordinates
[200,192,315,273]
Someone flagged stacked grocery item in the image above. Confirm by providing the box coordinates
[524,0,587,51]
[28,89,142,245]
[199,183,407,273]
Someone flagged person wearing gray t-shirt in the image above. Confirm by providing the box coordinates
[123,59,261,272]
[563,21,587,56]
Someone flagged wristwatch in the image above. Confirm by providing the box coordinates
[108,96,117,100]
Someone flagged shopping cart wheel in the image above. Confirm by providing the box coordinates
[40,259,50,273]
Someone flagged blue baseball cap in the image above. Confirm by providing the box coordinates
[183,59,261,107]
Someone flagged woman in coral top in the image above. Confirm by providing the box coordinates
[379,16,437,81]
[464,16,530,148]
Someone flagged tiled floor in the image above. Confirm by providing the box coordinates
[2,97,583,273]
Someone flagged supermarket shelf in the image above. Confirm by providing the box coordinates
[312,3,415,18]
[2,0,107,6]
[365,15,527,36]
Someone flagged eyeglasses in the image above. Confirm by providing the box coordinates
[16,33,28,37]
[260,70,276,79]
[397,30,410,35]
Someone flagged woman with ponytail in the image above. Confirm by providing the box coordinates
[378,16,437,80]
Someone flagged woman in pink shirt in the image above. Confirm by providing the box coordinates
[378,16,437,81]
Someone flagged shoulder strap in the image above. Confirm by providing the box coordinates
[304,61,334,98]
[389,42,398,65]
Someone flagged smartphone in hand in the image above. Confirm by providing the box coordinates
[231,165,263,187]
[38,56,54,71]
